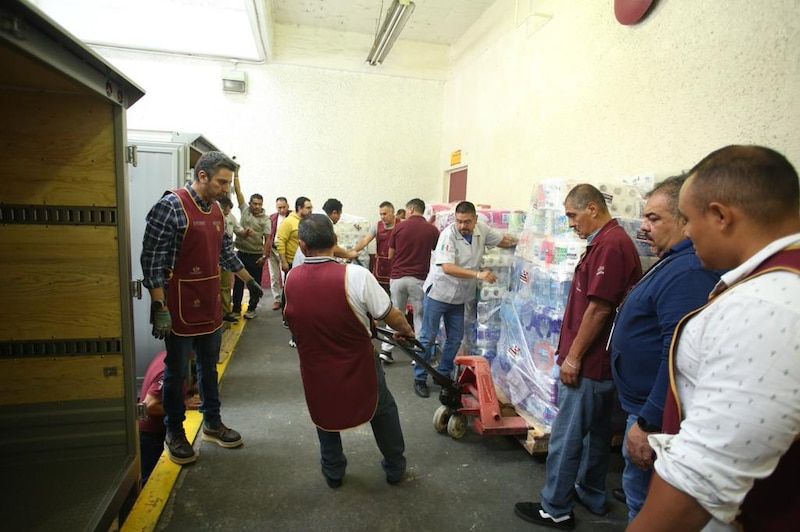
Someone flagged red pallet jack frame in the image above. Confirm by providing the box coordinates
[376,328,531,441]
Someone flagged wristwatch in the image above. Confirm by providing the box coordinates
[151,299,166,311]
[637,416,660,433]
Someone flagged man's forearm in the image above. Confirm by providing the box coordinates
[384,307,414,336]
[441,263,481,279]
[628,472,711,532]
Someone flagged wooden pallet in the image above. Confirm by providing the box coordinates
[494,386,552,455]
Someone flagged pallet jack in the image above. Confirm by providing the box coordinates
[375,327,529,439]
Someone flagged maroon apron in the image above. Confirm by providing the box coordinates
[373,222,395,285]
[662,245,800,530]
[166,188,224,336]
[284,260,379,431]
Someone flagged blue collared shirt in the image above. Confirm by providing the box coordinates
[610,238,722,425]
[141,185,244,289]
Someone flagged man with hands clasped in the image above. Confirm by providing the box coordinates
[609,175,720,521]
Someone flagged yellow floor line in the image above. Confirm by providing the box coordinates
[121,315,248,532]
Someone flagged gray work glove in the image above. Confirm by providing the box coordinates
[152,307,171,339]
[246,278,264,300]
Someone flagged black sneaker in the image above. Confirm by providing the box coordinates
[223,313,239,323]
[413,380,430,398]
[612,488,626,504]
[164,432,196,465]
[379,351,394,364]
[514,502,575,530]
[201,422,243,448]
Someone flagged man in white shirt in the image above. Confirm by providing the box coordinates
[630,145,800,532]
[413,201,517,398]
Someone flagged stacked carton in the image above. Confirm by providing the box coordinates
[490,179,654,432]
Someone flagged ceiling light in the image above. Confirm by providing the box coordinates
[366,0,415,66]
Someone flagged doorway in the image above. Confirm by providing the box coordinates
[448,167,468,202]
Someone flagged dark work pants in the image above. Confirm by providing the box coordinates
[232,252,263,312]
[315,356,406,483]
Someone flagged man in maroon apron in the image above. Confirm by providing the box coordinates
[284,214,415,488]
[351,201,397,292]
[141,151,264,466]
[629,145,800,531]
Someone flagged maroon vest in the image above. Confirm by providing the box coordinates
[373,222,395,284]
[167,188,224,336]
[663,245,800,530]
[284,260,379,431]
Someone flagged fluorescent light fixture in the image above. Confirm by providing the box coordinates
[222,70,247,93]
[366,0,416,66]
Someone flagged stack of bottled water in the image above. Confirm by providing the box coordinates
[463,247,516,361]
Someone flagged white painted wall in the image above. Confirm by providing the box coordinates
[102,49,445,222]
[444,0,800,210]
[101,0,799,219]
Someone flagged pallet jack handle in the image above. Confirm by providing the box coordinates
[374,327,459,392]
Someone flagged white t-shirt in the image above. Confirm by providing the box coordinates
[287,256,391,335]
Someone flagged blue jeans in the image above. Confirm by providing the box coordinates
[621,413,651,521]
[316,356,406,482]
[415,293,464,382]
[540,374,616,517]
[163,329,222,434]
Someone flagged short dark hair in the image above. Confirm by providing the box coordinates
[194,151,237,181]
[565,184,609,213]
[249,193,263,202]
[276,196,288,203]
[454,201,476,215]
[322,198,343,215]
[218,195,234,209]
[647,174,687,219]
[406,198,425,214]
[295,196,311,211]
[379,201,394,211]
[298,213,335,251]
[687,145,799,224]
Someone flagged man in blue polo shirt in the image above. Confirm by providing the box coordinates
[610,175,721,521]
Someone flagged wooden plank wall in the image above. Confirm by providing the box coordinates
[0,88,124,406]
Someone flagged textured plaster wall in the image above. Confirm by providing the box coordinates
[444,0,800,210]
[103,50,444,222]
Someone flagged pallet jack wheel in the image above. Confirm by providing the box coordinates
[446,413,467,439]
[433,405,451,433]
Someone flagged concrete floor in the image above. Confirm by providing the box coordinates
[155,304,628,531]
